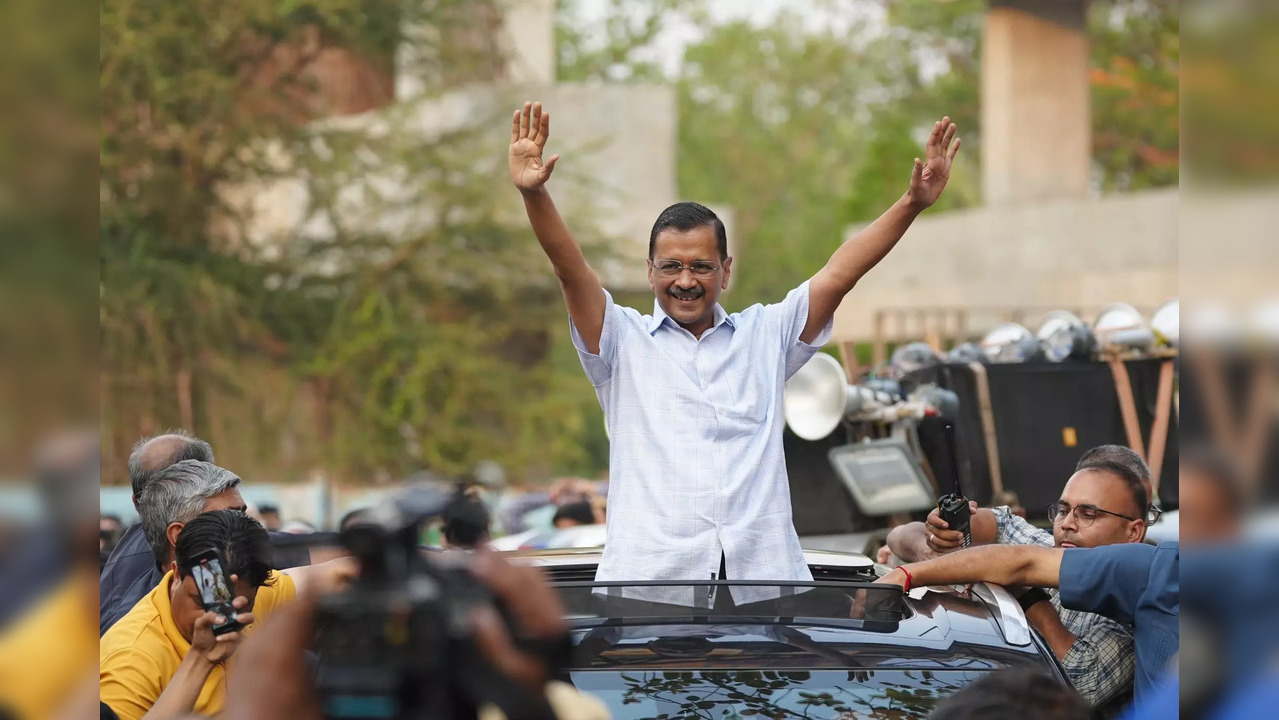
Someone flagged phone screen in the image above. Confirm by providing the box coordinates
[194,557,233,605]
[191,553,240,633]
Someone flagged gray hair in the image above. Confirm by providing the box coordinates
[138,459,241,569]
[127,430,215,499]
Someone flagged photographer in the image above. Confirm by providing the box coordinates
[100,510,354,720]
[101,437,339,636]
[223,550,607,720]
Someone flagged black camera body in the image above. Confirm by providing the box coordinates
[312,486,561,720]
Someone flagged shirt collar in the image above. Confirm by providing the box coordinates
[648,298,733,335]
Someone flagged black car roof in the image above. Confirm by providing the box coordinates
[510,549,1057,673]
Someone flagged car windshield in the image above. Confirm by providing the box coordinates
[568,668,989,719]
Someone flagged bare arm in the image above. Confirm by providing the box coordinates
[509,101,607,353]
[1023,600,1077,660]
[878,544,1065,590]
[886,503,997,563]
[885,522,933,564]
[802,118,960,344]
[140,652,214,720]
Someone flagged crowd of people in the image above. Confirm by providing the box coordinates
[84,433,1203,720]
[89,430,611,720]
[99,470,609,567]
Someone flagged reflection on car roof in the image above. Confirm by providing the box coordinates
[508,547,1040,663]
[509,546,873,570]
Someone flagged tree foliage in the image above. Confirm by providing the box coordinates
[674,13,955,307]
[556,0,708,83]
[558,0,1177,309]
[101,0,606,485]
[1089,0,1179,191]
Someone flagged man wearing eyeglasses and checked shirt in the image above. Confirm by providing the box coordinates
[508,100,959,606]
[875,540,1178,710]
[885,446,1153,716]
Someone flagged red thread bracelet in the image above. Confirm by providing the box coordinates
[899,565,914,593]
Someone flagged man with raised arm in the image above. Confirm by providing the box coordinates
[508,101,959,600]
[874,541,1179,705]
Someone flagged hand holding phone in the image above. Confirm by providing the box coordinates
[191,548,244,635]
[191,594,255,665]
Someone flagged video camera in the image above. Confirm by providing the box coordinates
[312,485,568,720]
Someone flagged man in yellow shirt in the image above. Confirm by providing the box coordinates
[100,509,354,720]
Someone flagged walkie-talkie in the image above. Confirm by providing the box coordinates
[936,422,971,548]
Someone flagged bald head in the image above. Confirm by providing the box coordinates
[127,431,214,500]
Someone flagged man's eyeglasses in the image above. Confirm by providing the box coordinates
[652,260,720,277]
[1047,501,1141,527]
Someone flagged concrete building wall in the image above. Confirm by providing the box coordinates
[499,0,556,84]
[1180,187,1279,312]
[831,188,1179,342]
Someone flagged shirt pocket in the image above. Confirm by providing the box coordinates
[722,367,773,429]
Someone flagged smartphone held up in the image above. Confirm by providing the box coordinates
[191,548,243,636]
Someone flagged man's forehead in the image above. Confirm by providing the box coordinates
[1060,468,1125,501]
[202,486,246,511]
[653,226,718,257]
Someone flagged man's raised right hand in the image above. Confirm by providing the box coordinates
[509,101,560,192]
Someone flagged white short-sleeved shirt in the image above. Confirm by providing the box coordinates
[570,281,832,604]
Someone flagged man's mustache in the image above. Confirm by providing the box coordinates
[669,287,704,300]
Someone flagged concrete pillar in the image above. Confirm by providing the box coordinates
[499,0,556,84]
[982,0,1091,206]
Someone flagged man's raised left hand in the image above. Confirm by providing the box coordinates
[907,116,960,208]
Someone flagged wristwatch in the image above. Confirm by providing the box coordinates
[1017,588,1052,612]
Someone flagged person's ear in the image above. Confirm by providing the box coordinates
[647,258,657,292]
[1128,519,1147,544]
[721,256,732,290]
[170,559,179,576]
[165,521,185,554]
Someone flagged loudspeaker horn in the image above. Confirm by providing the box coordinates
[784,353,852,441]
